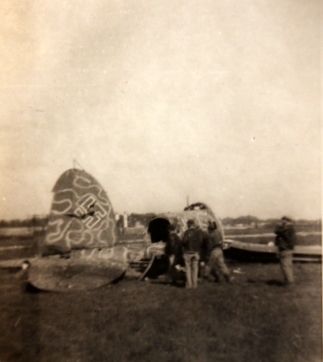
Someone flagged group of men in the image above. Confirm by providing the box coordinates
[164,216,297,288]
[165,219,231,288]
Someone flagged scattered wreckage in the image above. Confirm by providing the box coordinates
[15,169,223,292]
[1,168,321,291]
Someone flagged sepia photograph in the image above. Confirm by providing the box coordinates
[0,1,321,361]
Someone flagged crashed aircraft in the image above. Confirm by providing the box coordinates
[26,168,223,292]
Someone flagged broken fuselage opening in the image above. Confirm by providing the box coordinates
[148,217,171,243]
[142,217,172,278]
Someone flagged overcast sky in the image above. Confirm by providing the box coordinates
[0,0,321,220]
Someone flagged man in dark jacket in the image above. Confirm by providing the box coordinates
[275,216,297,284]
[181,219,203,288]
[165,224,182,283]
[205,221,231,283]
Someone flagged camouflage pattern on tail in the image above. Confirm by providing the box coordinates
[44,169,118,254]
[28,169,127,292]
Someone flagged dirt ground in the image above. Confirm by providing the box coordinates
[0,262,321,362]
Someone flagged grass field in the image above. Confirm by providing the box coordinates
[0,229,321,362]
[0,261,321,362]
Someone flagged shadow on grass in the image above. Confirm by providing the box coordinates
[0,272,42,362]
[266,279,285,286]
[25,282,43,294]
[144,278,186,288]
[247,278,285,286]
[19,277,42,362]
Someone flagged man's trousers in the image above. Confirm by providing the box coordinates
[279,249,294,284]
[184,252,200,288]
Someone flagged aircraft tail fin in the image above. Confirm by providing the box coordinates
[43,169,118,254]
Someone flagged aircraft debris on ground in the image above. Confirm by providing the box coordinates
[17,168,224,292]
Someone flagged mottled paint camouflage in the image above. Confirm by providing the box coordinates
[140,204,224,259]
[148,204,224,240]
[28,170,223,291]
[28,169,127,291]
[28,245,129,292]
[44,169,118,254]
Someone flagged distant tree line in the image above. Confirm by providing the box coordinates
[127,213,157,228]
[222,216,322,230]
[0,213,156,229]
[0,215,49,228]
[222,215,260,227]
[0,213,320,230]
[127,214,322,230]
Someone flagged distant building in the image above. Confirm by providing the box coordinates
[123,212,128,229]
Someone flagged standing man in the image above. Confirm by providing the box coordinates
[181,219,203,288]
[165,223,182,283]
[205,221,231,283]
[274,216,297,285]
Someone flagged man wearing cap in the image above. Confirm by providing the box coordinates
[274,216,297,285]
[181,219,203,288]
[205,221,231,283]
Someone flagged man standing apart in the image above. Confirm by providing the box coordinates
[205,222,231,283]
[274,216,297,285]
[181,219,203,288]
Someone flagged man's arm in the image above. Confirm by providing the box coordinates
[285,226,297,249]
[274,224,285,246]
